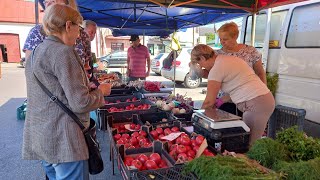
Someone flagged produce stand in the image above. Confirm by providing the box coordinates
[100,80,301,180]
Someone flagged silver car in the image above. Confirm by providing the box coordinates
[161,48,202,88]
[151,53,169,75]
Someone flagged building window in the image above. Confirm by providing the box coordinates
[111,43,124,52]
[286,2,320,48]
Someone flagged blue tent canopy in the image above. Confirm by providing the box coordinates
[39,0,247,36]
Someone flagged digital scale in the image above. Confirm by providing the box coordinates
[192,109,250,132]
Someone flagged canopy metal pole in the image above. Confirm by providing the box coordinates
[35,0,39,25]
[251,13,256,46]
[173,39,176,95]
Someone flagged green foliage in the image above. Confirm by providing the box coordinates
[246,138,288,168]
[183,155,281,180]
[205,32,215,42]
[273,158,320,180]
[266,73,278,96]
[276,126,320,161]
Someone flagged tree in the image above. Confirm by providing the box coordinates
[205,33,215,42]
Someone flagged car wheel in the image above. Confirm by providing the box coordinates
[184,73,201,88]
[155,72,161,76]
[102,61,108,68]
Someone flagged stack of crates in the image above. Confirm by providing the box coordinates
[267,105,306,139]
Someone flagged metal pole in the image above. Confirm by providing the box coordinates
[35,0,39,25]
[173,46,176,95]
[251,13,256,46]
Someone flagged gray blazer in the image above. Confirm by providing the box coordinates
[22,36,104,163]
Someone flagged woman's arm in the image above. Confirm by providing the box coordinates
[201,80,221,109]
[253,60,267,84]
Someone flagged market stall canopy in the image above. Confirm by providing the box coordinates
[38,0,307,36]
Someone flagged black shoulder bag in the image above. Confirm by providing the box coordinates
[31,50,104,175]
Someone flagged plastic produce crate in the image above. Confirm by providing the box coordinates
[267,105,306,139]
[16,99,27,120]
[118,141,173,180]
[97,99,157,130]
[134,165,197,180]
[138,111,177,128]
[193,124,250,153]
[104,92,144,105]
[109,87,138,96]
[171,109,194,122]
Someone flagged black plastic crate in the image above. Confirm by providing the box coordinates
[138,111,178,128]
[104,92,144,105]
[134,165,197,180]
[171,109,194,122]
[118,141,174,180]
[98,99,158,130]
[267,105,306,139]
[109,86,138,96]
[193,124,250,153]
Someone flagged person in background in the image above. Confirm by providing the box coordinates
[23,0,91,68]
[82,20,98,75]
[191,44,274,146]
[214,22,267,116]
[127,35,151,81]
[22,4,107,179]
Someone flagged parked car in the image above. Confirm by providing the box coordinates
[20,57,26,68]
[98,51,127,68]
[161,47,202,88]
[151,52,169,75]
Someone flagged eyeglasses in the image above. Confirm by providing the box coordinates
[44,0,56,5]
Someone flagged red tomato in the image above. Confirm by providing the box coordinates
[177,153,188,162]
[116,139,125,145]
[122,134,130,139]
[130,123,136,129]
[171,126,179,132]
[175,137,182,145]
[180,136,191,146]
[170,144,178,152]
[149,153,161,164]
[191,139,197,147]
[139,130,147,137]
[185,145,192,152]
[187,150,196,158]
[113,134,122,141]
[136,136,146,141]
[130,137,138,146]
[131,132,140,138]
[169,150,178,160]
[126,99,131,102]
[176,145,187,154]
[163,128,172,135]
[195,135,205,145]
[145,160,158,170]
[131,160,143,170]
[124,156,134,166]
[193,145,200,152]
[137,154,149,164]
[135,124,141,130]
[155,127,163,134]
[150,130,158,139]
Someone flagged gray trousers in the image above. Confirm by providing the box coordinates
[237,92,275,146]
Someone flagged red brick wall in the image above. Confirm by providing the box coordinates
[0,0,44,24]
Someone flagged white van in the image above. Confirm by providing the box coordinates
[240,0,320,125]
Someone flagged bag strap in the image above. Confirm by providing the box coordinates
[31,49,86,130]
